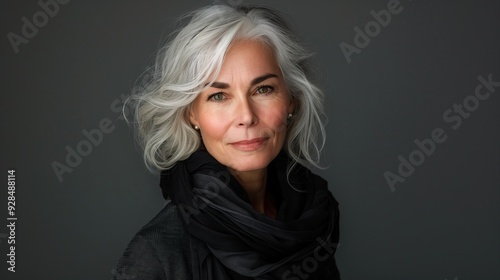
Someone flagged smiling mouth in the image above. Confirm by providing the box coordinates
[230,138,268,151]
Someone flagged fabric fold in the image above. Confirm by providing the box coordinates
[160,150,340,280]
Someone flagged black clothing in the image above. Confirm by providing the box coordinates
[114,150,340,279]
[113,202,193,280]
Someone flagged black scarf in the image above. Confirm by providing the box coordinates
[160,150,340,280]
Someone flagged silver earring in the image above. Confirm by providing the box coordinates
[194,125,199,130]
[287,113,293,119]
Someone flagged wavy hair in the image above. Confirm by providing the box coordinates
[126,4,326,174]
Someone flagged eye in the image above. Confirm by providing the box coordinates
[255,85,275,95]
[208,92,226,102]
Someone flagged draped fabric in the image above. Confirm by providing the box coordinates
[160,150,340,280]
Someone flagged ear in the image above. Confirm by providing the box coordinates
[288,96,297,115]
[189,107,199,127]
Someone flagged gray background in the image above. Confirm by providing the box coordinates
[1,0,499,279]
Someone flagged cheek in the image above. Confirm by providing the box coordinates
[258,104,288,132]
[198,111,230,142]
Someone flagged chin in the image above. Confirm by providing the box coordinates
[227,155,276,173]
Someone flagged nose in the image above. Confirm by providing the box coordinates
[235,98,258,127]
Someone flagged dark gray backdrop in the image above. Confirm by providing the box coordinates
[1,0,499,279]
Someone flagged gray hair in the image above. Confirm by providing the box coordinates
[126,5,326,174]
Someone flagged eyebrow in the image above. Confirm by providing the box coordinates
[206,73,279,89]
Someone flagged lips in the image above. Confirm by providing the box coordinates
[230,138,268,151]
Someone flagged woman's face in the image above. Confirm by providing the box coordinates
[190,40,294,173]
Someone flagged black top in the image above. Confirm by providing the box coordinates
[113,202,193,280]
[113,150,340,279]
[113,202,341,280]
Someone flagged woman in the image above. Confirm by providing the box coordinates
[114,4,340,280]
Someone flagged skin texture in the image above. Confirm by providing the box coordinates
[190,40,294,214]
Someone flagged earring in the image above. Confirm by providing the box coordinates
[194,125,199,130]
[287,113,293,119]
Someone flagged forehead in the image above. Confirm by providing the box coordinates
[216,40,281,79]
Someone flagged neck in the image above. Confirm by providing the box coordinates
[229,168,268,213]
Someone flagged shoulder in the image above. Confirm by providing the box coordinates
[113,202,193,280]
